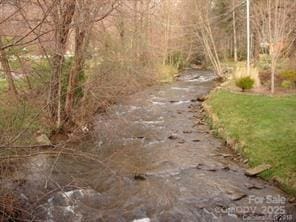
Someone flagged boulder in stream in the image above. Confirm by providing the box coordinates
[197,96,207,102]
[168,135,178,140]
[133,218,150,222]
[134,174,146,181]
[225,189,247,201]
[245,164,272,177]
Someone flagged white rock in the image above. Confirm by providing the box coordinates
[36,134,52,145]
[133,218,151,222]
[82,125,89,133]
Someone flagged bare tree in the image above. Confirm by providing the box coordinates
[253,0,296,93]
[267,0,296,93]
[0,37,18,96]
[65,0,117,121]
[48,0,76,128]
[194,0,223,78]
[232,0,238,62]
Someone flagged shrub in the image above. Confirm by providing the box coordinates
[235,76,255,92]
[281,80,294,89]
[0,98,41,145]
[280,70,296,84]
[166,51,186,70]
[157,64,178,83]
[257,54,271,71]
[259,71,289,88]
[258,71,271,87]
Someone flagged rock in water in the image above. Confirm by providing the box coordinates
[245,164,272,177]
[245,183,264,190]
[221,153,233,158]
[134,174,146,181]
[225,189,247,201]
[178,139,185,144]
[168,135,178,140]
[196,163,217,171]
[197,96,207,102]
[183,130,193,134]
[133,218,150,222]
[36,134,52,146]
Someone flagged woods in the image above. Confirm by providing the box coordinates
[0,0,184,144]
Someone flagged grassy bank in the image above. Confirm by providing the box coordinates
[206,90,296,195]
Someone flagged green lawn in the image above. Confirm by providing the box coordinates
[207,90,296,195]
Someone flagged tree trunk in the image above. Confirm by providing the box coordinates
[16,55,32,90]
[65,28,86,118]
[0,37,18,96]
[232,0,238,62]
[163,0,171,65]
[271,60,276,94]
[253,31,260,61]
[48,1,76,128]
[133,0,139,59]
[49,53,64,125]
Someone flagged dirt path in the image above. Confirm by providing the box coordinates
[6,69,295,221]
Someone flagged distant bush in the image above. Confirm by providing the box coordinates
[280,70,296,85]
[166,51,186,70]
[157,64,178,83]
[281,80,294,89]
[257,55,290,73]
[235,76,255,92]
[258,71,271,87]
[259,71,290,88]
[257,54,271,71]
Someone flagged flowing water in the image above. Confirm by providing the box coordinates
[4,69,295,221]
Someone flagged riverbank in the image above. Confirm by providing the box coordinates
[0,63,179,146]
[204,89,296,196]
